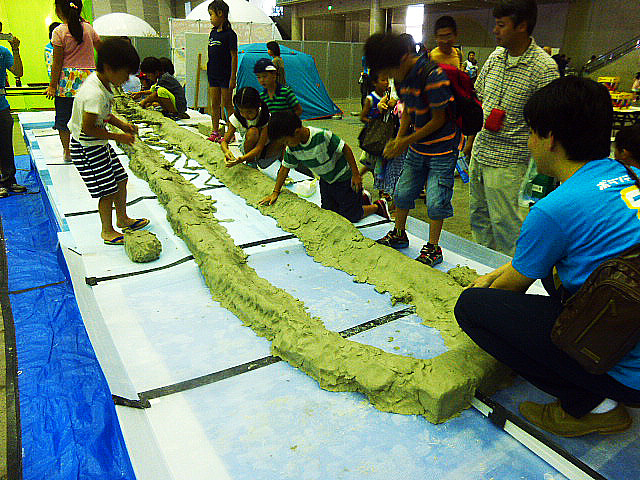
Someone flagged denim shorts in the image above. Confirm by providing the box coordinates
[54,96,74,132]
[208,75,231,88]
[393,148,457,220]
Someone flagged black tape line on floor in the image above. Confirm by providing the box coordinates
[9,280,67,295]
[65,195,158,217]
[339,306,416,338]
[237,218,391,251]
[64,185,224,218]
[238,234,297,249]
[358,218,392,229]
[112,394,151,409]
[33,132,60,138]
[85,255,195,286]
[474,392,606,480]
[124,306,417,407]
[139,356,282,402]
[0,217,24,479]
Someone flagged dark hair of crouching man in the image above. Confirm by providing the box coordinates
[454,76,640,437]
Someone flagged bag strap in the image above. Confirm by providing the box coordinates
[382,105,392,123]
[557,160,640,306]
[616,158,640,191]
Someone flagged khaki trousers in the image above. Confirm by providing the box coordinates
[469,159,528,256]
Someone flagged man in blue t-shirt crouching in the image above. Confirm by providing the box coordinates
[455,76,640,437]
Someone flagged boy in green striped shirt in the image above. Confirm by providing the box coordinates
[259,111,390,222]
[254,58,302,117]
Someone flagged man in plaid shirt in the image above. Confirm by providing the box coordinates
[470,0,558,255]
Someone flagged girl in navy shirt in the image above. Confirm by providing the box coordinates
[206,0,237,143]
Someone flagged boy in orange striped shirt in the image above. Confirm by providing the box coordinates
[365,32,460,267]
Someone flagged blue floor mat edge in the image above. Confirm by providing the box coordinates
[2,154,136,480]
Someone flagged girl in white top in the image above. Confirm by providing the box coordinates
[221,87,283,169]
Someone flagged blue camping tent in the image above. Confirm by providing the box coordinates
[237,43,341,120]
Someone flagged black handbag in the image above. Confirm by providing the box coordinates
[358,110,397,157]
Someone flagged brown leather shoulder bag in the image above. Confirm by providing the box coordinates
[551,161,640,374]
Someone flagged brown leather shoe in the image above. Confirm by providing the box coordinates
[519,401,632,437]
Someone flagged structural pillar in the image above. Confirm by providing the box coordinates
[291,6,303,41]
[422,5,430,47]
[369,0,386,34]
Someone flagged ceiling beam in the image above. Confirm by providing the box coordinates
[277,0,569,16]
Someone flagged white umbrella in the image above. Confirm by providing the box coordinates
[93,13,158,37]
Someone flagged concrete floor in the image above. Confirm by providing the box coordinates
[309,99,472,242]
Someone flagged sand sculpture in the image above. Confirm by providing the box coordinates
[113,99,509,422]
[447,266,479,288]
[124,230,162,263]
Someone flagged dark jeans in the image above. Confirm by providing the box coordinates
[0,107,16,187]
[454,281,640,418]
[319,178,364,223]
[53,96,74,132]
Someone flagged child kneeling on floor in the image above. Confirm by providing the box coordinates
[69,37,150,245]
[259,110,390,222]
[138,56,188,120]
[220,86,282,169]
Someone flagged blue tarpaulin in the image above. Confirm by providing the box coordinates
[236,43,342,120]
[1,154,135,480]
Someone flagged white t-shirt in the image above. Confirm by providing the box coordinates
[229,108,266,136]
[68,72,114,146]
[229,108,268,151]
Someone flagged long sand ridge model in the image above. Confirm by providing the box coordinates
[111,98,510,423]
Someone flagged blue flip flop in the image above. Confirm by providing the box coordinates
[104,235,124,246]
[122,218,150,232]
